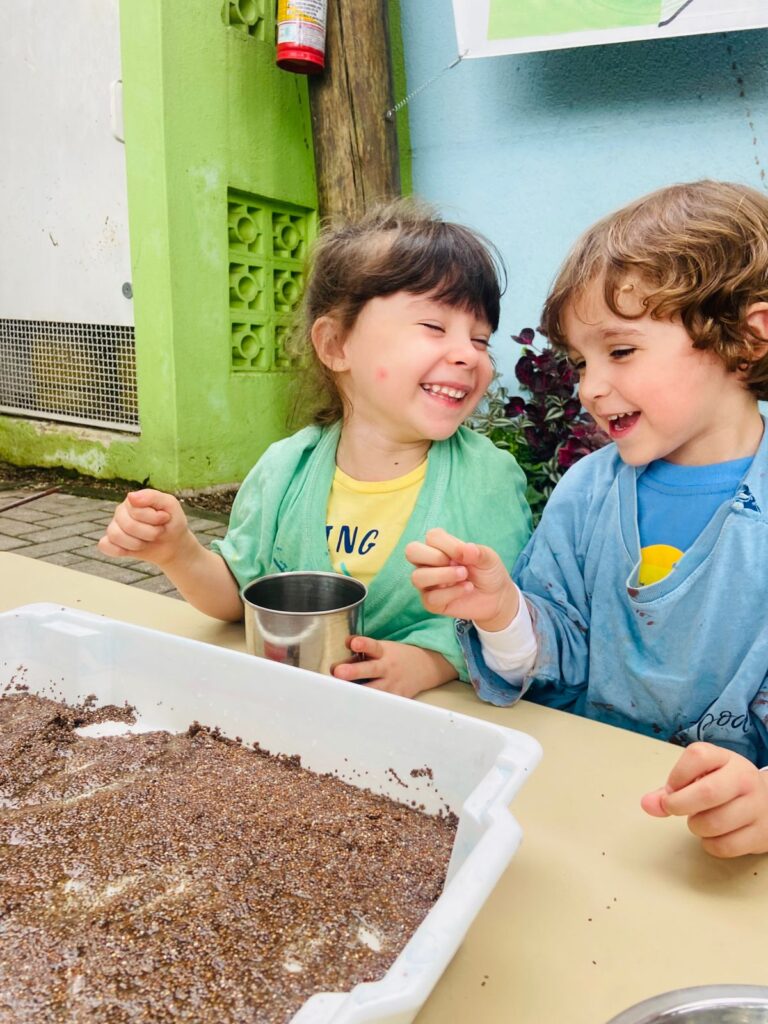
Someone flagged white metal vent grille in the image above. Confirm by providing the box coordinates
[0,319,139,433]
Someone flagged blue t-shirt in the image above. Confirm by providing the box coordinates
[636,456,752,584]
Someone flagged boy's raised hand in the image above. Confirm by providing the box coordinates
[405,528,519,631]
[98,489,191,568]
[641,741,768,858]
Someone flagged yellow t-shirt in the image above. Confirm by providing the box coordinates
[325,460,427,585]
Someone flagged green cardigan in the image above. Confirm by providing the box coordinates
[212,422,531,680]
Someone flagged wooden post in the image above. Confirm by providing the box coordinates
[308,1,401,220]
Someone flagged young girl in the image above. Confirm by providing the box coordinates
[99,199,531,697]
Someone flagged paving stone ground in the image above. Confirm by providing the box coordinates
[0,488,227,599]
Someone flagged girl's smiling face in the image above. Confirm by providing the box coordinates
[323,290,494,446]
[562,278,762,466]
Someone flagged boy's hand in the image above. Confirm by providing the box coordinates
[98,489,192,568]
[641,741,768,858]
[332,638,455,698]
[405,527,519,632]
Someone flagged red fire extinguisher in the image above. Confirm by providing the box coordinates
[276,0,328,75]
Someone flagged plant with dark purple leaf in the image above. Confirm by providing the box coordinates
[469,328,608,522]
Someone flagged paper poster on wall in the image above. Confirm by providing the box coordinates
[452,0,768,58]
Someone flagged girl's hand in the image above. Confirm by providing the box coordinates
[405,527,519,631]
[641,742,768,858]
[98,489,192,568]
[332,638,455,698]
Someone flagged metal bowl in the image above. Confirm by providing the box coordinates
[606,987,768,1023]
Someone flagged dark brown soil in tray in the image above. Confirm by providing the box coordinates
[0,692,456,1023]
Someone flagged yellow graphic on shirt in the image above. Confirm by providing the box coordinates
[638,543,683,586]
[326,461,426,585]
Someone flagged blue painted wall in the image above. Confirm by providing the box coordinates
[399,4,768,384]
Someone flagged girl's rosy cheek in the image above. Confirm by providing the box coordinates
[375,367,388,381]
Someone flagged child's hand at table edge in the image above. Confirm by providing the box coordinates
[405,527,519,632]
[332,637,455,698]
[641,741,768,858]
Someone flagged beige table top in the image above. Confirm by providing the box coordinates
[2,551,765,1023]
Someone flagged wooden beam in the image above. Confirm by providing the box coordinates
[308,0,401,219]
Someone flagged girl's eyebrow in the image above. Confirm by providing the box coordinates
[406,295,449,310]
[408,296,491,329]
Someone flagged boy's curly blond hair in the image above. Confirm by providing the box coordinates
[540,180,768,400]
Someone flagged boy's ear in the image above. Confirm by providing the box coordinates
[746,302,768,344]
[311,315,349,372]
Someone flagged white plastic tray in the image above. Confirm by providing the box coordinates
[0,603,542,1024]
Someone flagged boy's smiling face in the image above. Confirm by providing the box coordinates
[562,277,762,466]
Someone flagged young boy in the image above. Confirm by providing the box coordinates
[407,180,768,858]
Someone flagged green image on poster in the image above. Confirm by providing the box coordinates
[488,0,664,40]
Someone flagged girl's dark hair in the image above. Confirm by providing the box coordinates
[540,179,768,400]
[291,197,506,425]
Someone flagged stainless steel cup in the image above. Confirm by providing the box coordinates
[241,571,367,676]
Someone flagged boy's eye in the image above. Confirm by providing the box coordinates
[419,322,444,333]
[611,347,635,360]
[472,338,491,349]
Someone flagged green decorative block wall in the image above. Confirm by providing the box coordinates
[223,0,269,39]
[228,190,313,373]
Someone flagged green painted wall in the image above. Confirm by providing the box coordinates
[388,0,413,196]
[1,0,317,490]
[1,1,411,490]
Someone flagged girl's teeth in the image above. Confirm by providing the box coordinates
[423,384,466,399]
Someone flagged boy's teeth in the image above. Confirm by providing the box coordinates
[422,384,466,399]
[607,411,640,433]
